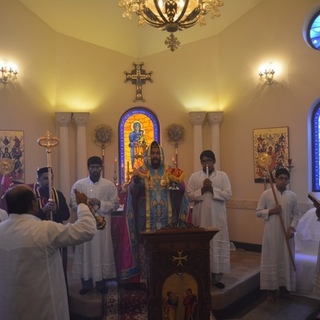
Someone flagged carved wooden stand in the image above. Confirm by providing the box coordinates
[141,222,218,320]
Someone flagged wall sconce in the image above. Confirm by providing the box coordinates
[0,62,18,84]
[259,64,275,85]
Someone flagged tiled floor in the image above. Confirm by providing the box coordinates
[211,249,320,320]
[233,293,320,320]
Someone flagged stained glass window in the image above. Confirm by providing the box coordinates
[307,11,320,50]
[312,105,320,191]
[118,107,160,184]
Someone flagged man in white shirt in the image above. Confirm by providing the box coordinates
[0,184,96,320]
[257,168,300,301]
[187,150,232,289]
[70,156,119,295]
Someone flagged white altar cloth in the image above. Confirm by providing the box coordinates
[295,208,320,295]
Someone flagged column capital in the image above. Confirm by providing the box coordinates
[55,112,72,126]
[188,112,206,126]
[207,112,223,126]
[73,112,90,126]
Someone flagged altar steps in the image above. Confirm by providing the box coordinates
[68,249,261,319]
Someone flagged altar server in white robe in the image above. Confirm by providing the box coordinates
[0,184,96,320]
[70,156,119,295]
[0,208,8,222]
[256,168,300,300]
[187,150,232,289]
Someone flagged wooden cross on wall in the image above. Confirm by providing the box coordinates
[124,62,153,102]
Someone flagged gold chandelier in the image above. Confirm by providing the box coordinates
[119,0,224,51]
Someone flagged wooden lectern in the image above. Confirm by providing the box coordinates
[141,221,219,320]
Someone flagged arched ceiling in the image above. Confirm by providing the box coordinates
[19,0,263,57]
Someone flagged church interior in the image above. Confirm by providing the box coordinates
[2,0,320,319]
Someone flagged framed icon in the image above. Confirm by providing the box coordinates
[253,126,289,183]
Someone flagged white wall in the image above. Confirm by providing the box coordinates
[1,0,319,244]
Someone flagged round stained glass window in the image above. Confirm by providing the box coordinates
[306,10,320,50]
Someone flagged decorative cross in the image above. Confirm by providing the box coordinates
[172,251,188,266]
[37,131,60,220]
[37,131,59,159]
[124,62,153,102]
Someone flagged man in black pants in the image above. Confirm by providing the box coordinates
[35,167,71,291]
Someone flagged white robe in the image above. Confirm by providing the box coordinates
[256,188,300,291]
[187,169,232,274]
[0,208,8,222]
[70,176,119,281]
[0,203,96,320]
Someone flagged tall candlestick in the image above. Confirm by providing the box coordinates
[126,161,130,182]
[113,156,117,185]
[175,145,178,168]
[286,158,294,174]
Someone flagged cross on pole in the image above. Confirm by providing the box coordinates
[37,131,59,221]
[124,62,153,102]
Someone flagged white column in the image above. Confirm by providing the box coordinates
[188,112,206,171]
[55,112,72,203]
[207,112,223,170]
[73,112,90,180]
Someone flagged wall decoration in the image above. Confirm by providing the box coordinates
[92,124,113,178]
[166,123,185,168]
[0,130,24,183]
[124,62,153,102]
[253,126,289,183]
[118,107,160,184]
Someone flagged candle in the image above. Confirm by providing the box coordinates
[206,165,209,178]
[172,156,175,167]
[114,157,117,171]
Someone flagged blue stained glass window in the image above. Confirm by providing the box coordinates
[118,107,160,184]
[312,105,320,191]
[307,11,320,50]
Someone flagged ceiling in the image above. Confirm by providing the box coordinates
[19,0,263,57]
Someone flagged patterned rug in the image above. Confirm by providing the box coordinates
[103,281,148,320]
[103,281,218,319]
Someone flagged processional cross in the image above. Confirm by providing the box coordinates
[37,131,60,221]
[124,62,153,102]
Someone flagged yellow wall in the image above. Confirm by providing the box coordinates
[1,0,319,245]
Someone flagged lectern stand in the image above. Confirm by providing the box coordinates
[141,221,218,320]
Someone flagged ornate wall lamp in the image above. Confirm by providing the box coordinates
[1,62,18,84]
[259,63,275,85]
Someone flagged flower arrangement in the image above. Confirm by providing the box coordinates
[134,168,150,179]
[166,166,185,183]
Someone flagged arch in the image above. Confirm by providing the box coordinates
[118,107,160,184]
[303,5,320,50]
